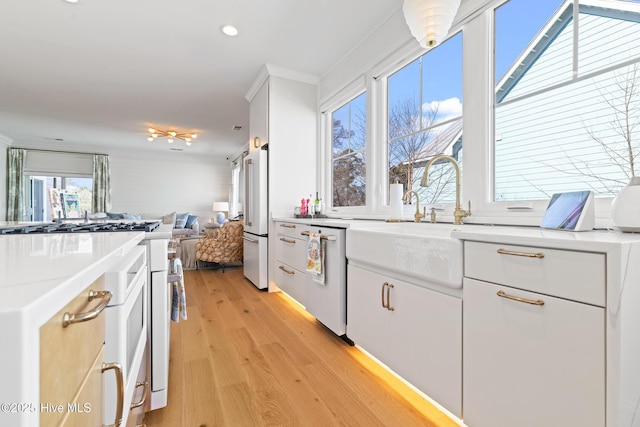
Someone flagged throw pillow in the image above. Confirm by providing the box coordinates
[107,212,125,220]
[162,212,176,225]
[175,213,189,229]
[122,213,142,220]
[185,214,198,228]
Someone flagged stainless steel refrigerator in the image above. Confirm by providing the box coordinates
[243,148,268,289]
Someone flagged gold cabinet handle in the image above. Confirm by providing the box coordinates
[497,248,545,258]
[278,265,295,275]
[63,290,112,327]
[497,290,545,306]
[386,283,395,311]
[253,136,260,148]
[130,380,149,409]
[381,282,388,309]
[280,224,296,228]
[279,237,296,244]
[102,362,124,427]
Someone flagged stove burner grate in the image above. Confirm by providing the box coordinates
[0,221,162,235]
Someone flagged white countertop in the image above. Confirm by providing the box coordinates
[450,224,640,252]
[0,231,144,314]
[273,214,640,251]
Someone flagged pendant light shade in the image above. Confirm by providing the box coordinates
[402,0,461,49]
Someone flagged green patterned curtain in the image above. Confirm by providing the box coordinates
[92,154,111,213]
[7,148,27,221]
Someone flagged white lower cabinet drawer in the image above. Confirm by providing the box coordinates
[274,261,306,306]
[464,241,605,306]
[275,222,308,239]
[463,277,605,427]
[275,235,307,272]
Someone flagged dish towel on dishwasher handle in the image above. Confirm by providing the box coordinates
[306,232,325,285]
[171,258,188,322]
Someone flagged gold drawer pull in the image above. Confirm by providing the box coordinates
[280,224,296,228]
[102,362,124,427]
[278,265,295,275]
[279,237,296,244]
[130,381,149,409]
[386,283,395,311]
[497,248,545,258]
[381,282,388,309]
[497,290,545,306]
[63,290,112,327]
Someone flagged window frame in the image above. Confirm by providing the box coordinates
[320,0,631,227]
[472,0,624,227]
[321,76,371,215]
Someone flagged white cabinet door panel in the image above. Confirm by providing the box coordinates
[346,265,389,357]
[463,278,605,427]
[347,265,462,418]
[388,279,462,418]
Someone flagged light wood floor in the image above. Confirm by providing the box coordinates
[145,267,459,427]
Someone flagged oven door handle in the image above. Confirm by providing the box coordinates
[63,290,112,327]
[130,380,149,409]
[102,362,124,427]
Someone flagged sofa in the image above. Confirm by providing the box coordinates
[91,211,200,237]
[149,212,200,237]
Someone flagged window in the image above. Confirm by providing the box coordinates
[494,0,640,201]
[331,92,367,207]
[30,176,93,221]
[387,32,463,205]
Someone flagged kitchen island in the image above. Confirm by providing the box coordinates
[0,230,145,427]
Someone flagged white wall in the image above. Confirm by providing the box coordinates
[109,151,230,223]
[0,140,231,224]
[319,9,413,104]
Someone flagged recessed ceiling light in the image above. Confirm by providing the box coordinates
[62,0,79,3]
[221,25,239,37]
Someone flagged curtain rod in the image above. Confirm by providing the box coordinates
[10,147,109,157]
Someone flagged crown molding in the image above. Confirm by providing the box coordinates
[0,133,13,147]
[245,63,319,102]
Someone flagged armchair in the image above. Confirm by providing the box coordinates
[195,221,243,270]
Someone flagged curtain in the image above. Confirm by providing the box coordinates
[7,148,27,221]
[92,154,111,213]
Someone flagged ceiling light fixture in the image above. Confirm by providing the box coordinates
[402,0,461,48]
[147,127,198,146]
[221,25,239,37]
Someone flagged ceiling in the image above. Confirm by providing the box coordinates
[0,0,403,158]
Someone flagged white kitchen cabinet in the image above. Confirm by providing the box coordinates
[347,264,462,418]
[249,79,268,151]
[246,67,317,292]
[274,221,308,306]
[463,241,605,427]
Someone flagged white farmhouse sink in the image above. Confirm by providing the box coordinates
[346,222,469,289]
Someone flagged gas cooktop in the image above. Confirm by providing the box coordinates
[0,221,162,235]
